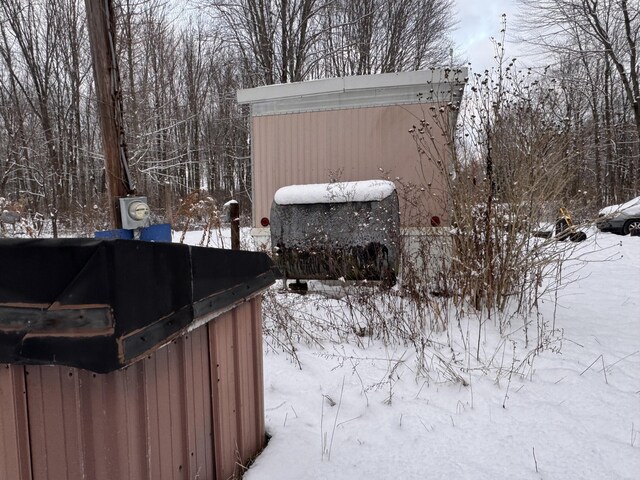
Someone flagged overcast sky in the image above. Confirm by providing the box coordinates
[453,0,526,72]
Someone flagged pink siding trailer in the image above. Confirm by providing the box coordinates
[237,68,468,235]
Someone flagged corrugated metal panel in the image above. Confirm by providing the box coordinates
[233,299,264,461]
[183,320,215,478]
[0,297,266,480]
[208,299,266,480]
[209,307,239,480]
[25,366,85,479]
[252,103,450,227]
[0,365,32,480]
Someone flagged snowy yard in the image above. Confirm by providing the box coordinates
[2,226,636,477]
[227,230,640,480]
[169,227,640,478]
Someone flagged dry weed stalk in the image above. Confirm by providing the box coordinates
[175,190,223,246]
[261,43,599,386]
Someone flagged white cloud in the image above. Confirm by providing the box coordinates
[453,0,525,72]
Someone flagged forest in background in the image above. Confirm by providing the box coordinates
[0,0,637,234]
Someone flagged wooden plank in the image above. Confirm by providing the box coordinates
[0,305,113,332]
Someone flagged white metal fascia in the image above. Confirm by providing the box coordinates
[237,77,345,103]
[237,68,468,105]
[247,82,464,117]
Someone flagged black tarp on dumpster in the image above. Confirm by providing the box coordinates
[0,238,275,373]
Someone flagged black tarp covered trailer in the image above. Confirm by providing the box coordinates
[0,238,276,373]
[270,180,401,284]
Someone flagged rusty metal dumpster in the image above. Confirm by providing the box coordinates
[0,238,276,480]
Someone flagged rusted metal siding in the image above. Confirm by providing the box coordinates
[0,297,265,480]
[0,365,32,479]
[252,103,451,227]
[209,298,265,479]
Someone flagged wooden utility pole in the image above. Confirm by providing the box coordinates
[230,201,240,250]
[85,0,134,228]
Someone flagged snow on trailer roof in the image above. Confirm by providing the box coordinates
[274,180,396,205]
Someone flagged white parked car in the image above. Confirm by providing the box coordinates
[596,196,640,235]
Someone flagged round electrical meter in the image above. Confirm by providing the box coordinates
[128,200,150,221]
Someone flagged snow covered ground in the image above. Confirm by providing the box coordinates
[176,228,640,478]
[235,230,639,480]
[6,219,636,477]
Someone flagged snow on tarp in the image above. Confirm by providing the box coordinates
[274,180,396,205]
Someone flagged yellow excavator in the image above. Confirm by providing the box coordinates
[555,208,587,242]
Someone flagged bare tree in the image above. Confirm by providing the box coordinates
[201,0,457,84]
[0,0,460,232]
[319,0,456,77]
[0,0,80,234]
[517,0,639,201]
[200,0,328,86]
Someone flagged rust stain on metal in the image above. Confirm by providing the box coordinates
[0,296,267,480]
[0,365,32,479]
[0,302,115,333]
[22,328,115,339]
[48,302,112,311]
[0,303,51,309]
